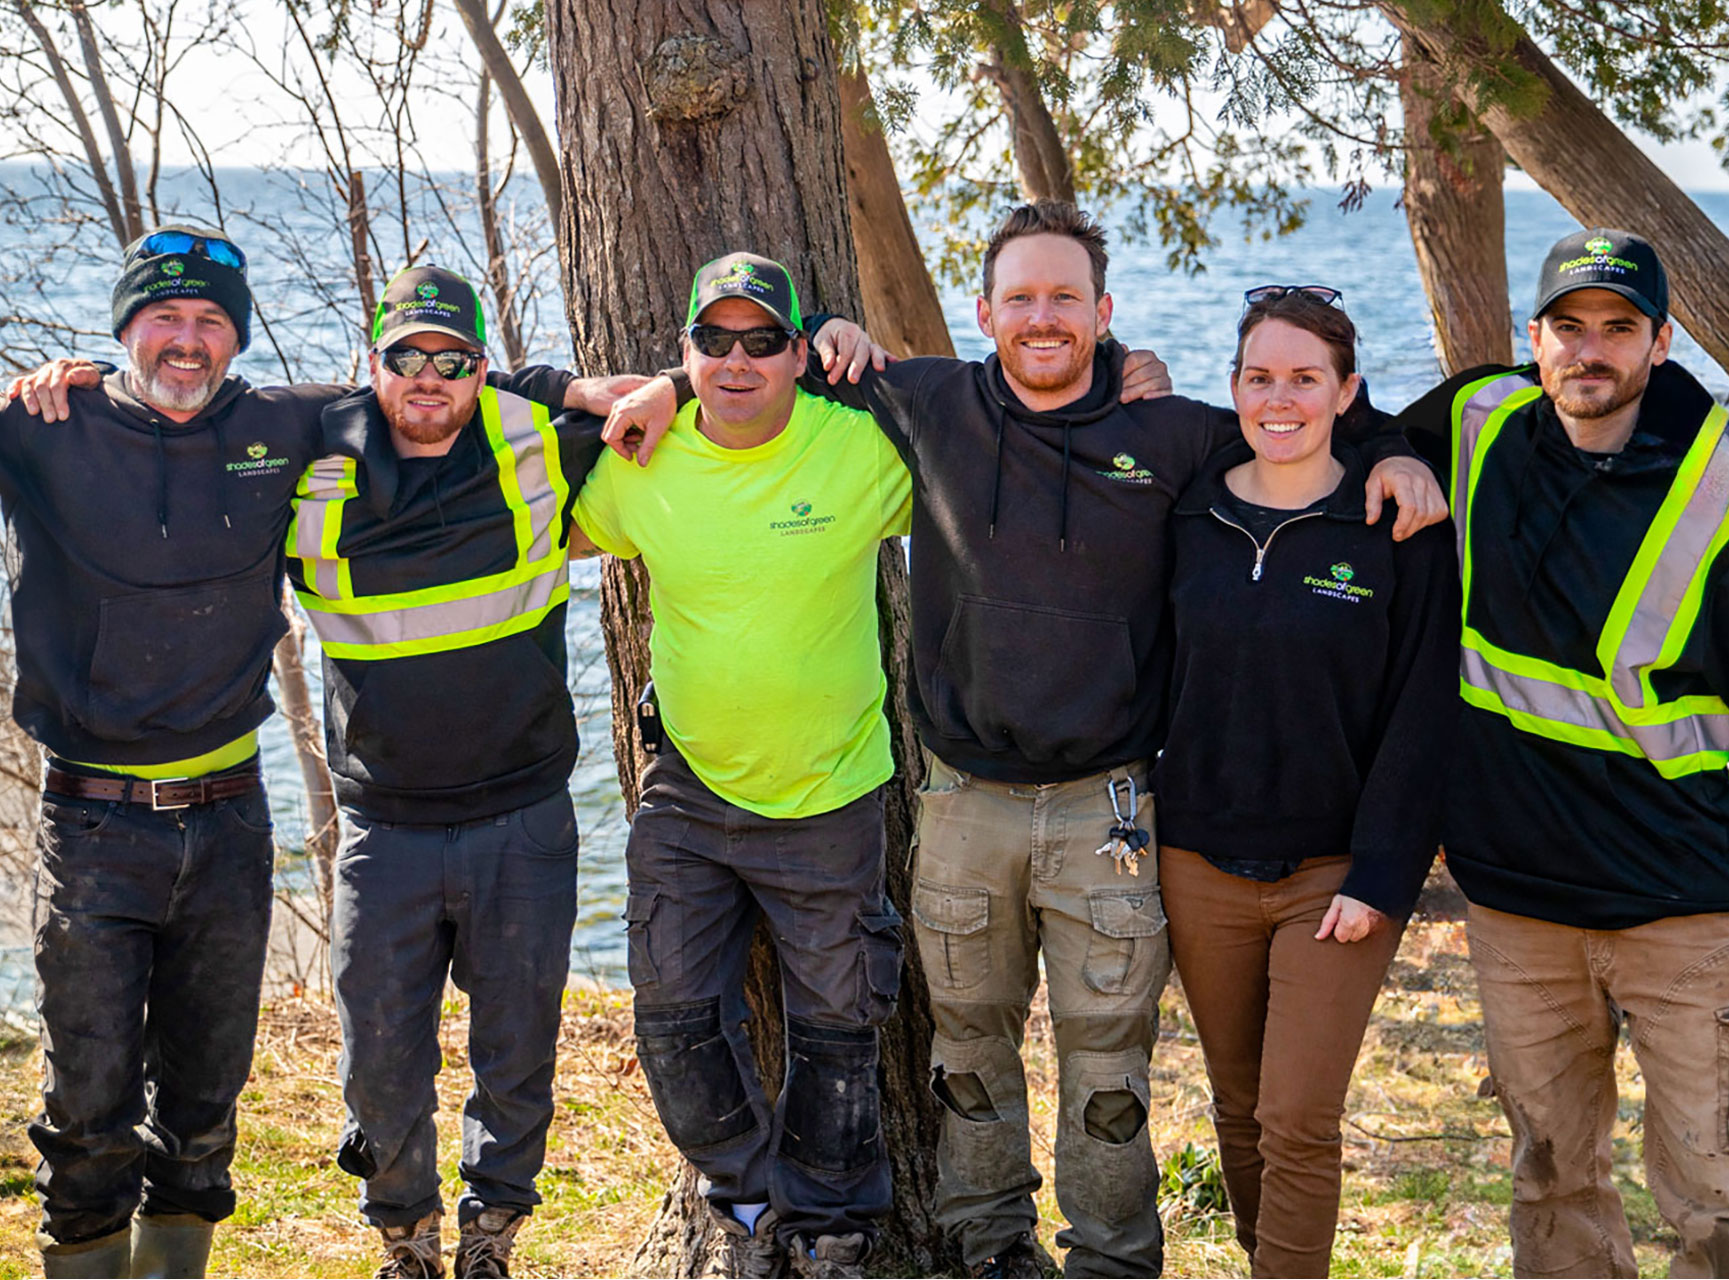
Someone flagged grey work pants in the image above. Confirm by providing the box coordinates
[911,753,1170,1278]
[330,790,579,1229]
[30,779,275,1245]
[623,747,903,1246]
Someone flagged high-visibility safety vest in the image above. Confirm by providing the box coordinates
[288,386,571,660]
[1451,369,1729,779]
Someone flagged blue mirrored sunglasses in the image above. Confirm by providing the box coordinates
[135,231,247,273]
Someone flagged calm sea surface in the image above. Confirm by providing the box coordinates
[1,171,1725,1010]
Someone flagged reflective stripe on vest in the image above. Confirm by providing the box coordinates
[291,387,571,660]
[1454,370,1729,778]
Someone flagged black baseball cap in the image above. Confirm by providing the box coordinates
[686,253,803,332]
[372,266,487,349]
[1533,228,1668,322]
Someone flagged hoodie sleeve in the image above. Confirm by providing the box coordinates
[553,410,607,526]
[1392,365,1515,486]
[1339,517,1462,917]
[794,323,943,465]
[489,365,576,411]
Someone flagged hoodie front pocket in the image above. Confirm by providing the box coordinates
[84,569,285,741]
[930,595,1135,765]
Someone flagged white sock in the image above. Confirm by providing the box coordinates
[732,1201,768,1235]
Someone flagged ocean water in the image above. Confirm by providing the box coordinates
[1,168,1724,1006]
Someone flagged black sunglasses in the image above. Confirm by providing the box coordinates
[1242,284,1344,309]
[686,324,798,359]
[134,230,248,273]
[379,345,483,380]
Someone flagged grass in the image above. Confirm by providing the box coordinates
[0,878,1683,1278]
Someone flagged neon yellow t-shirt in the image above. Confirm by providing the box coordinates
[574,389,911,819]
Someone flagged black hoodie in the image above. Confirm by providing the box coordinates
[801,340,1417,782]
[292,368,593,823]
[1153,440,1460,917]
[0,372,345,766]
[1402,359,1729,928]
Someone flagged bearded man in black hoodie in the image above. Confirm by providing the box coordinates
[603,200,1446,1279]
[1399,229,1729,1279]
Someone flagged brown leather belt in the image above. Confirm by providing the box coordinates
[44,760,263,811]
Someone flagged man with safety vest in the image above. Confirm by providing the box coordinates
[287,265,629,1280]
[1400,229,1729,1278]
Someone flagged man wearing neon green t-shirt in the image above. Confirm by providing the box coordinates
[570,253,909,1280]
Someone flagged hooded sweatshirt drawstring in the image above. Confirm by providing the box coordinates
[210,415,233,529]
[987,402,1007,539]
[152,421,169,538]
[1059,424,1072,552]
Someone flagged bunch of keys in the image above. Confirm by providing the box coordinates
[1095,775,1150,876]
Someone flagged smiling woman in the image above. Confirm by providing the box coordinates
[1152,289,1462,1278]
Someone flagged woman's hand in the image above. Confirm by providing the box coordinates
[1315,893,1387,944]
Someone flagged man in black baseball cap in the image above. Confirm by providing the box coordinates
[1395,228,1729,1277]
[686,251,803,334]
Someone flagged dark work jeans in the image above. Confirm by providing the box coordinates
[623,748,903,1246]
[330,790,579,1229]
[30,781,276,1245]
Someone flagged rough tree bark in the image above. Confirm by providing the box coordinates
[1382,1,1729,370]
[838,69,955,359]
[271,586,339,922]
[67,0,143,244]
[976,1,1075,205]
[1398,39,1513,373]
[543,2,953,1275]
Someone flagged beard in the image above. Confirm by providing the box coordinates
[131,345,224,415]
[997,326,1095,394]
[1543,359,1652,421]
[383,396,467,446]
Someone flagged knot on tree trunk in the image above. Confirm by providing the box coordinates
[644,33,751,123]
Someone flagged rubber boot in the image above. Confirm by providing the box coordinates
[129,1213,214,1279]
[38,1226,131,1278]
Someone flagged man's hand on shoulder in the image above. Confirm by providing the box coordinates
[5,359,103,423]
[601,375,680,467]
[812,319,894,385]
[566,373,653,417]
[1365,456,1448,541]
[1120,349,1173,402]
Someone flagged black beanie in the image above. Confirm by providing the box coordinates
[111,225,253,352]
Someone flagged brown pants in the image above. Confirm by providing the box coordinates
[1161,846,1403,1278]
[1468,902,1729,1278]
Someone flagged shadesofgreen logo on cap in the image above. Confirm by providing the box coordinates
[417,282,439,300]
[1585,236,1614,257]
[161,260,184,277]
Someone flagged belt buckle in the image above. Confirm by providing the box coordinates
[149,776,194,811]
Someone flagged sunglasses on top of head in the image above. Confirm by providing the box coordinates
[1242,284,1344,309]
[378,345,483,380]
[685,324,799,359]
[135,231,248,273]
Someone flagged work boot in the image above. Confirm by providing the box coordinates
[969,1234,1044,1279]
[714,1204,785,1278]
[37,1227,130,1279]
[453,1207,524,1279]
[377,1212,444,1279]
[789,1232,869,1280]
[131,1211,215,1278]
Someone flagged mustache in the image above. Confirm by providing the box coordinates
[156,345,212,368]
[1559,361,1618,382]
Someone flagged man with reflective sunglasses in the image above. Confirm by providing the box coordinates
[605,207,1446,1280]
[3,241,636,1280]
[287,264,642,1280]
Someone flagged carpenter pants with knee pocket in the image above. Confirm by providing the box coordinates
[912,754,1170,1278]
[624,748,903,1248]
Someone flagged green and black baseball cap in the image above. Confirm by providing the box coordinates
[1534,228,1668,322]
[372,265,487,349]
[686,252,803,332]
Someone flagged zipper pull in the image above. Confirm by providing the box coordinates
[1252,547,1266,582]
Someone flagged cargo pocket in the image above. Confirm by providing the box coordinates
[624,890,660,988]
[1082,888,1167,995]
[856,906,904,1025]
[912,879,991,991]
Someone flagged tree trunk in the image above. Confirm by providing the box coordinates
[271,587,339,922]
[544,3,952,1275]
[450,0,565,239]
[1382,1,1729,371]
[976,1,1074,204]
[838,69,955,360]
[475,68,527,367]
[1398,39,1513,374]
[67,0,143,243]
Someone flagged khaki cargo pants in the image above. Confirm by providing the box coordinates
[911,753,1170,1278]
